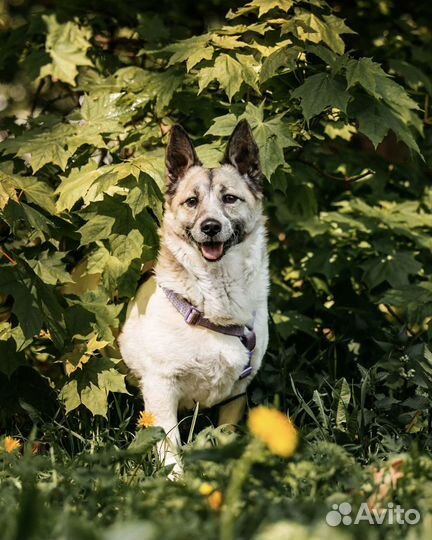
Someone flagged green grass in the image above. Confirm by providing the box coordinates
[1,392,431,540]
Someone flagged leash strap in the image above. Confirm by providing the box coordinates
[162,287,255,379]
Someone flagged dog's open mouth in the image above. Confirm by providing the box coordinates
[200,241,225,262]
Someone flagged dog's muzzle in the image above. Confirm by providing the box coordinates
[188,222,244,262]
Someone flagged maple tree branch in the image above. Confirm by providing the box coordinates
[295,158,375,184]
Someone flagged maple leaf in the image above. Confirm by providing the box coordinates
[39,15,93,86]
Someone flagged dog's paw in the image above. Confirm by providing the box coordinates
[167,460,184,481]
[162,453,183,481]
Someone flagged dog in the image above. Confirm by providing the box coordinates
[118,120,269,472]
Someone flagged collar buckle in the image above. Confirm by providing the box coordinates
[240,326,256,352]
[185,306,201,325]
[239,365,253,379]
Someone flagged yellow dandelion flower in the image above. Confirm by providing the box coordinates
[248,406,299,458]
[3,436,22,453]
[208,490,223,511]
[199,482,214,496]
[137,410,156,429]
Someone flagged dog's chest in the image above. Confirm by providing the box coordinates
[174,336,251,409]
[147,304,253,407]
[120,285,263,408]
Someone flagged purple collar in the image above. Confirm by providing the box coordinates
[162,287,255,380]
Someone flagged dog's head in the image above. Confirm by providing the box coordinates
[163,120,263,262]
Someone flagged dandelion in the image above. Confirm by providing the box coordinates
[3,436,22,453]
[248,406,299,458]
[208,490,223,511]
[199,482,214,496]
[137,410,156,429]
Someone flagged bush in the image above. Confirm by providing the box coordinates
[1,0,432,538]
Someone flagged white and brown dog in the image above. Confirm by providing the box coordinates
[119,120,269,472]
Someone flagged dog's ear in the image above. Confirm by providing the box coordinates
[223,120,262,187]
[166,125,201,186]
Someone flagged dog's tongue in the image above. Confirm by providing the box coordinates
[201,242,224,261]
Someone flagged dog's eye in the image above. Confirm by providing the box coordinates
[185,197,198,208]
[222,194,238,204]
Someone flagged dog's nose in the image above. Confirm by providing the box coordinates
[201,219,221,237]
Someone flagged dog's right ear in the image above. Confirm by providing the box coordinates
[166,125,201,187]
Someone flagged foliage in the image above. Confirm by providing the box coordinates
[1,0,432,538]
[1,424,432,540]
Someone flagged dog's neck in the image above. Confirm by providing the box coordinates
[155,219,268,326]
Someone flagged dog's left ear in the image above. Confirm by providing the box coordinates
[224,120,262,187]
[166,125,201,186]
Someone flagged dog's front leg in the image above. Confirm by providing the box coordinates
[141,375,182,476]
[218,394,247,429]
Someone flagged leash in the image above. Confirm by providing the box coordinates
[162,287,255,380]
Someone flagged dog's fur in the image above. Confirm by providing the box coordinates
[119,121,269,470]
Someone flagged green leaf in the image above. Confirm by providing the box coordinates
[3,200,53,235]
[284,13,355,55]
[61,357,128,417]
[39,15,93,86]
[84,230,145,296]
[0,166,19,209]
[0,165,57,213]
[128,427,165,453]
[345,57,385,97]
[110,230,144,262]
[236,53,260,93]
[206,114,238,137]
[291,73,350,122]
[211,35,248,50]
[230,0,293,18]
[124,175,164,219]
[70,290,122,342]
[0,268,43,342]
[312,390,329,430]
[273,311,316,337]
[333,378,351,430]
[166,34,211,68]
[0,182,17,209]
[56,162,100,212]
[353,98,421,153]
[1,122,78,172]
[195,144,225,169]
[134,70,184,114]
[75,92,132,137]
[260,45,299,82]
[259,135,284,180]
[187,46,214,71]
[80,383,111,417]
[56,155,164,212]
[198,54,244,101]
[60,379,81,414]
[242,103,299,178]
[362,252,422,289]
[79,215,116,245]
[389,59,432,96]
[14,177,56,214]
[346,57,420,114]
[379,284,432,309]
[27,252,74,285]
[0,264,65,348]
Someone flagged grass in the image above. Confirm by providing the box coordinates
[1,390,431,540]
